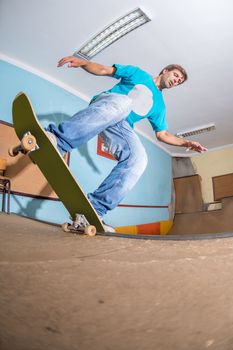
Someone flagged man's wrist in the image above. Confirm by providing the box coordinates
[182,139,191,148]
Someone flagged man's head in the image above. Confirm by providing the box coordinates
[158,64,188,90]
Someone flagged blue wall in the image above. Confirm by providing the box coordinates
[0,59,172,227]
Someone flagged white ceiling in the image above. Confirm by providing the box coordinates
[1,0,233,156]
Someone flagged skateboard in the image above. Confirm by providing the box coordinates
[9,92,105,236]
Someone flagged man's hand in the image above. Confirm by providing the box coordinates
[156,130,208,153]
[57,55,115,76]
[57,56,85,68]
[185,140,208,153]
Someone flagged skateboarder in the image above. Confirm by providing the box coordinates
[46,56,207,231]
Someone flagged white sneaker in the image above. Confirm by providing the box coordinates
[46,131,58,148]
[102,221,116,233]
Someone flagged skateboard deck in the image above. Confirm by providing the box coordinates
[11,92,104,234]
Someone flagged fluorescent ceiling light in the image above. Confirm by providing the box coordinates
[175,123,216,138]
[74,8,150,60]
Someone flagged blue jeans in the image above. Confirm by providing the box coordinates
[47,93,148,217]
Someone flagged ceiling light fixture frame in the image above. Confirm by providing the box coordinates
[175,123,216,138]
[74,7,151,60]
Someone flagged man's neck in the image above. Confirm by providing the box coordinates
[154,76,163,91]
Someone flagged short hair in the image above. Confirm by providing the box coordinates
[159,64,188,82]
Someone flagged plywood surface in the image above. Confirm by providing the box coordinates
[0,121,61,199]
[174,175,204,213]
[213,173,233,201]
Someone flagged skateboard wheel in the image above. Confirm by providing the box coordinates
[21,134,37,152]
[84,225,97,236]
[9,134,37,157]
[62,222,71,232]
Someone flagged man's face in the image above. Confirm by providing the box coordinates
[160,69,185,89]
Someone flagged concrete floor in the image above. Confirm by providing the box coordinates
[1,213,233,350]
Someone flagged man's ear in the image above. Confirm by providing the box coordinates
[162,69,168,74]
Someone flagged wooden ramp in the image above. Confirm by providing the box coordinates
[169,173,233,235]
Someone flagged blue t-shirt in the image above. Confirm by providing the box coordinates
[94,64,168,132]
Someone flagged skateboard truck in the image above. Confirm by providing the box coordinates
[9,131,39,156]
[62,213,97,236]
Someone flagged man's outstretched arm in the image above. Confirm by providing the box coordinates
[57,56,116,76]
[156,130,208,153]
